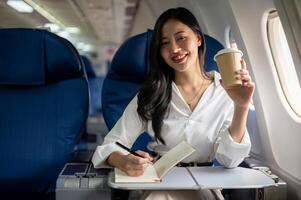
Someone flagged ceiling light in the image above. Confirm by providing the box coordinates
[82,44,92,52]
[76,42,93,52]
[7,0,33,13]
[44,23,60,32]
[24,0,65,27]
[66,27,80,34]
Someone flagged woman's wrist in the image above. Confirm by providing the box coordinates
[107,151,125,169]
[229,104,250,143]
[234,103,250,111]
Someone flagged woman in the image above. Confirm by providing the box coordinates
[92,7,254,200]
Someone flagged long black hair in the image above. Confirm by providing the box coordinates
[137,7,207,144]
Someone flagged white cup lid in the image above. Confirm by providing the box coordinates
[214,48,243,61]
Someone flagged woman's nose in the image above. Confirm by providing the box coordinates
[170,40,181,53]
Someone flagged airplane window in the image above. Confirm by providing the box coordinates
[267,11,301,117]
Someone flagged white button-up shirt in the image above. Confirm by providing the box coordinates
[92,71,251,168]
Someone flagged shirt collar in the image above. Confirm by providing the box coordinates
[170,70,221,114]
[171,70,221,93]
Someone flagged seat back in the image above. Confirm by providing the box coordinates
[102,30,224,151]
[0,28,89,193]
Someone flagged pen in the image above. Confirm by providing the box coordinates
[115,141,144,158]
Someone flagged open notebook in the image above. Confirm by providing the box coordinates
[115,141,195,183]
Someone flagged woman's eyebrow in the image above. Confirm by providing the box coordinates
[174,30,185,35]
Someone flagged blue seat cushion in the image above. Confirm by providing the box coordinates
[0,79,88,193]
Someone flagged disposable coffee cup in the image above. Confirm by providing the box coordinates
[214,48,243,88]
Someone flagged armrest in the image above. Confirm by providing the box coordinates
[56,162,112,200]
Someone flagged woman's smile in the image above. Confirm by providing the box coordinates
[171,52,189,64]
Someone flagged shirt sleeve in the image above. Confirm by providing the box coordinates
[92,95,145,168]
[214,105,251,168]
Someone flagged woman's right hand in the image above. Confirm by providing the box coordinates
[107,151,153,176]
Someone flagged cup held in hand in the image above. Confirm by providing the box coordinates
[214,48,243,88]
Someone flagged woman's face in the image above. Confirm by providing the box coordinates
[160,19,202,73]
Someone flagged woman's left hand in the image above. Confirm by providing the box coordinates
[221,59,255,108]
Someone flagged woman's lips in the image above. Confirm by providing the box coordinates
[172,53,188,63]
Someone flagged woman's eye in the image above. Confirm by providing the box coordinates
[161,41,169,46]
[177,36,186,41]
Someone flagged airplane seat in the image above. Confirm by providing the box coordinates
[102,30,153,154]
[204,35,224,72]
[102,29,224,153]
[0,28,89,195]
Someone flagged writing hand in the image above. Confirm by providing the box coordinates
[120,150,153,177]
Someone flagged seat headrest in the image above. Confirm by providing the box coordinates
[109,30,152,83]
[0,28,84,85]
[109,30,224,83]
[81,55,96,78]
[203,35,224,72]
